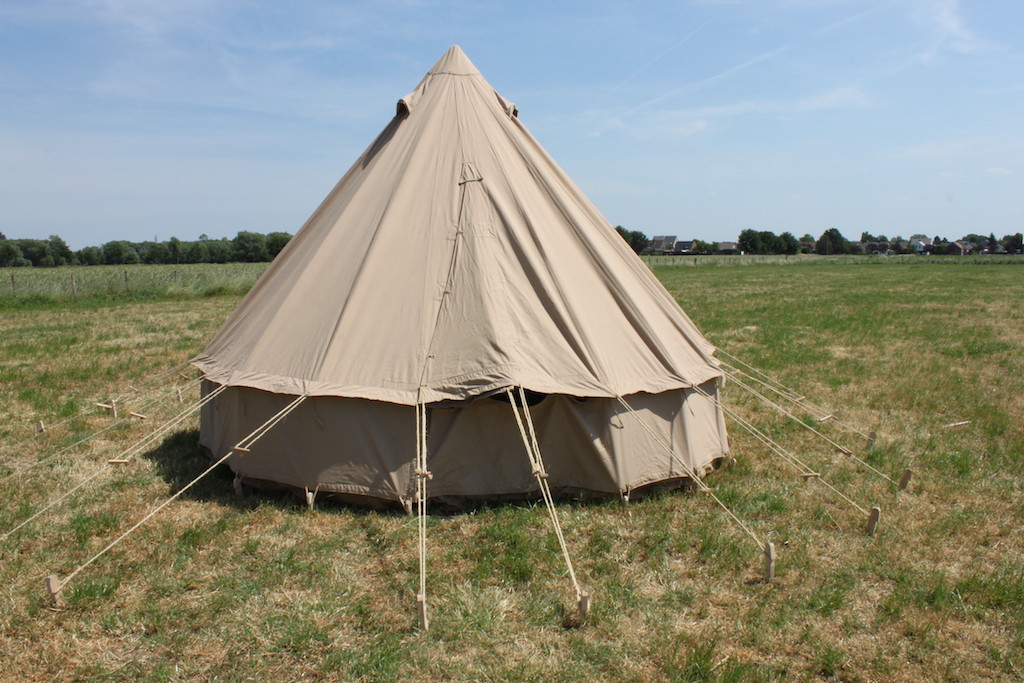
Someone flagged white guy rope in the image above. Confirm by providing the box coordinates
[0,383,224,542]
[0,361,197,459]
[692,382,869,516]
[1,376,204,479]
[717,354,873,441]
[507,388,584,600]
[726,372,899,486]
[613,394,763,550]
[52,393,308,596]
[414,401,430,629]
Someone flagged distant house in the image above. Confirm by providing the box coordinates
[949,241,970,256]
[674,239,696,253]
[866,241,891,254]
[717,242,740,255]
[908,234,933,253]
[648,235,678,254]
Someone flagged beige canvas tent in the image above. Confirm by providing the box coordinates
[191,45,729,509]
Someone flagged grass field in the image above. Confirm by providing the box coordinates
[0,260,1021,681]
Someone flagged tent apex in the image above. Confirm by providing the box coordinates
[429,44,480,76]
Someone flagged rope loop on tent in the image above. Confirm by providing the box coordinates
[506,387,588,620]
[0,382,224,543]
[46,392,308,606]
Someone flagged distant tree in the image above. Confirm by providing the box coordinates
[183,241,209,263]
[876,234,889,243]
[48,235,73,266]
[266,232,292,259]
[860,231,877,243]
[0,231,6,240]
[15,239,52,266]
[102,240,140,265]
[737,229,766,254]
[815,228,849,255]
[613,225,649,254]
[139,241,170,264]
[1001,233,1023,253]
[206,239,231,263]
[77,246,102,266]
[232,231,269,262]
[168,236,183,264]
[779,231,800,255]
[693,240,716,254]
[0,240,24,267]
[799,234,815,243]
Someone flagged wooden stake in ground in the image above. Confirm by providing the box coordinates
[46,574,63,607]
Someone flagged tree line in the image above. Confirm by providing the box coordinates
[0,231,292,268]
[615,226,1024,256]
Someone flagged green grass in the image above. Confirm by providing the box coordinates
[0,262,266,307]
[0,260,1022,680]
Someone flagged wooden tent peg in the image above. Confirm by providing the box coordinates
[865,506,881,536]
[800,472,820,483]
[576,589,591,623]
[866,430,877,449]
[764,541,776,582]
[176,387,183,403]
[416,593,429,631]
[899,468,912,490]
[305,488,316,511]
[35,420,45,434]
[129,411,147,420]
[46,574,64,607]
[233,476,244,498]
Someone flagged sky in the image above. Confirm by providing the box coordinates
[1,0,1022,249]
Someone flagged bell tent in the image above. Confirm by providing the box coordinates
[191,45,729,510]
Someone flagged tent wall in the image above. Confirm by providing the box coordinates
[199,380,728,505]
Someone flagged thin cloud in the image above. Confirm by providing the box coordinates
[675,85,872,119]
[595,17,716,107]
[986,167,1011,175]
[618,43,796,119]
[911,0,995,64]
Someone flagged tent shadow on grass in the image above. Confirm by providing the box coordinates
[139,428,406,519]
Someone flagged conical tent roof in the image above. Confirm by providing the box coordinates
[192,45,721,405]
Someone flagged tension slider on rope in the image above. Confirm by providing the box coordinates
[415,468,433,480]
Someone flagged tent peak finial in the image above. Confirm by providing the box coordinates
[429,45,480,76]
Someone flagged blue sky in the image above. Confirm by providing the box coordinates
[1,0,1021,249]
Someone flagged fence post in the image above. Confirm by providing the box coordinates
[10,273,15,298]
[71,273,78,299]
